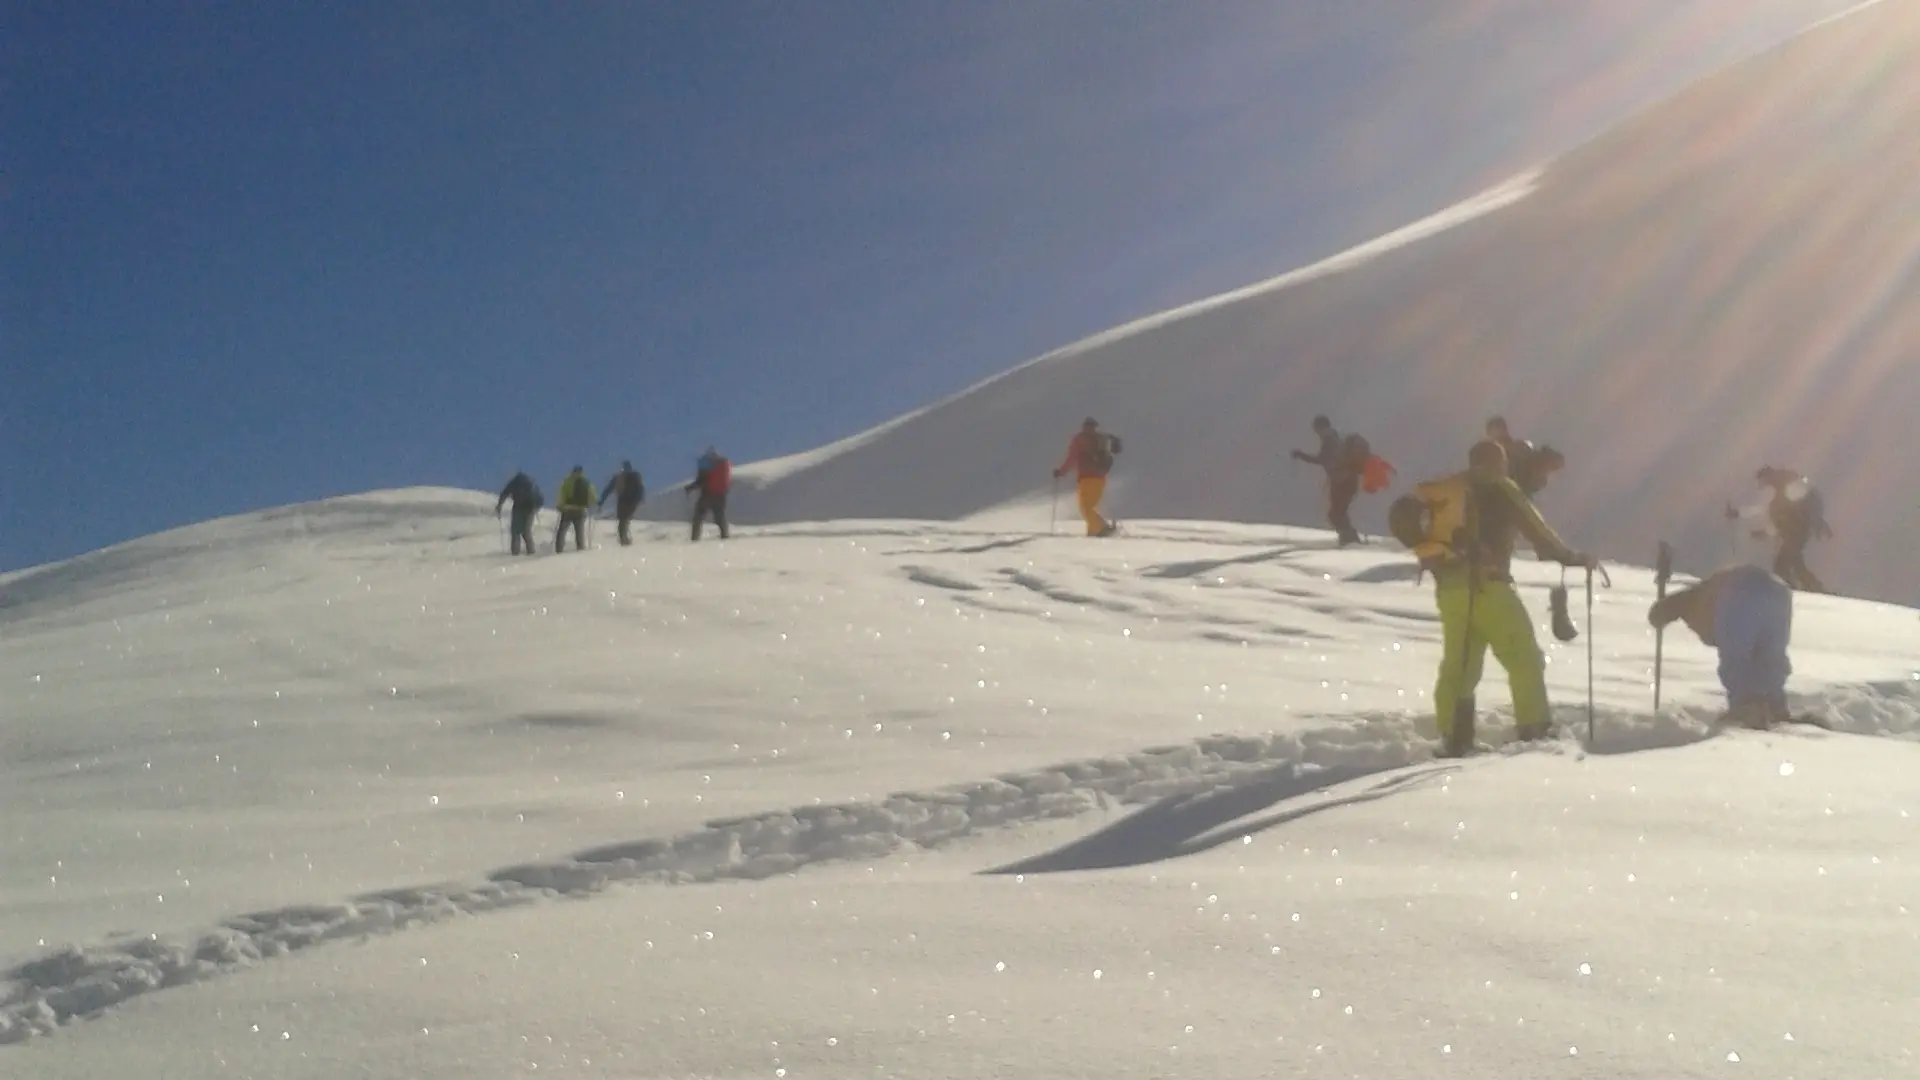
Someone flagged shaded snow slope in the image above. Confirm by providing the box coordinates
[694,0,1920,605]
[4,489,1917,1049]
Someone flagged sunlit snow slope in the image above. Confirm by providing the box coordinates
[706,0,1920,605]
[3,489,1918,1076]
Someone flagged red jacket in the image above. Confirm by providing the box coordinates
[1057,431,1117,480]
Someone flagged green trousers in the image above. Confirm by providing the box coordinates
[1433,575,1549,739]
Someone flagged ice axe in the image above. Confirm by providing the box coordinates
[1653,540,1673,712]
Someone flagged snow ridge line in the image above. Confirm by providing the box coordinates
[6,687,1916,1044]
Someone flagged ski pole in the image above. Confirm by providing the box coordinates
[1586,565,1596,746]
[1584,563,1609,745]
[1050,476,1060,536]
[1653,541,1673,712]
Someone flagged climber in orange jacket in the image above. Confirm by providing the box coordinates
[1054,417,1122,537]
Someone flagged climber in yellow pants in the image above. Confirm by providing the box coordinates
[1426,440,1596,755]
[1054,417,1122,537]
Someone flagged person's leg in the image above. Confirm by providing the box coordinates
[1433,577,1489,753]
[1715,569,1793,720]
[1477,581,1550,738]
[1329,477,1359,544]
[1077,477,1107,535]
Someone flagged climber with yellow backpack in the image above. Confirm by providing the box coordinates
[1387,440,1600,757]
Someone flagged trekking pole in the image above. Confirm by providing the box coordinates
[1050,476,1060,536]
[1652,541,1673,712]
[1584,562,1610,745]
[1455,568,1477,753]
[1586,566,1596,746]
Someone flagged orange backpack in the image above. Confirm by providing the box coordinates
[1361,454,1396,494]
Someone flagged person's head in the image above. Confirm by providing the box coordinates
[1468,439,1508,473]
[1312,414,1332,433]
[1082,417,1098,431]
[571,464,583,474]
[1756,465,1790,489]
[1485,415,1509,440]
[622,459,633,471]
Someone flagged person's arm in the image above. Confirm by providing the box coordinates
[1055,435,1082,477]
[1498,479,1588,566]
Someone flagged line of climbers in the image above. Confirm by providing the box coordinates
[493,448,734,555]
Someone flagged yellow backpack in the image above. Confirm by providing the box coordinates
[1387,472,1478,566]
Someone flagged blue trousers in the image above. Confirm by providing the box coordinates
[1714,566,1792,708]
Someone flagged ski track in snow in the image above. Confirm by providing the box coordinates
[6,677,1917,1044]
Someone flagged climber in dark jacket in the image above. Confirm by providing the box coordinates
[599,461,646,546]
[496,471,543,556]
[1291,415,1361,546]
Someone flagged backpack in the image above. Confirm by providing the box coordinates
[705,457,732,494]
[1387,472,1477,566]
[1343,433,1371,468]
[1797,485,1827,537]
[528,483,544,511]
[1360,455,1396,495]
[1080,434,1119,474]
[564,474,589,507]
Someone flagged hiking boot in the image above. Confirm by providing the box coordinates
[1439,713,1476,759]
[1511,723,1551,742]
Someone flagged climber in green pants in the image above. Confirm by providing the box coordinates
[1401,439,1597,756]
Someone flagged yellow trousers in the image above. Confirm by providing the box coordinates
[1077,477,1109,535]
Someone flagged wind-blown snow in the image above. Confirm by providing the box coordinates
[3,489,1918,1074]
[685,0,1920,606]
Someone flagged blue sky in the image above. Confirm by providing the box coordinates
[2,0,1849,570]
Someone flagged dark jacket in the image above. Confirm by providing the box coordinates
[497,472,543,513]
[601,468,645,507]
[1294,428,1354,483]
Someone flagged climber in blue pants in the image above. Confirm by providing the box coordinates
[1649,563,1794,728]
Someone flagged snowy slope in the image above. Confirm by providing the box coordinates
[692,0,1920,606]
[4,490,1918,1075]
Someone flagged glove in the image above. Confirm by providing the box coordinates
[1290,450,1311,463]
[1053,468,1066,479]
[1567,551,1599,570]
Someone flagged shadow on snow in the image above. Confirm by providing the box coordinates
[981,762,1457,875]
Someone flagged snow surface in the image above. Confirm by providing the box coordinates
[4,489,1919,1076]
[671,0,1920,606]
